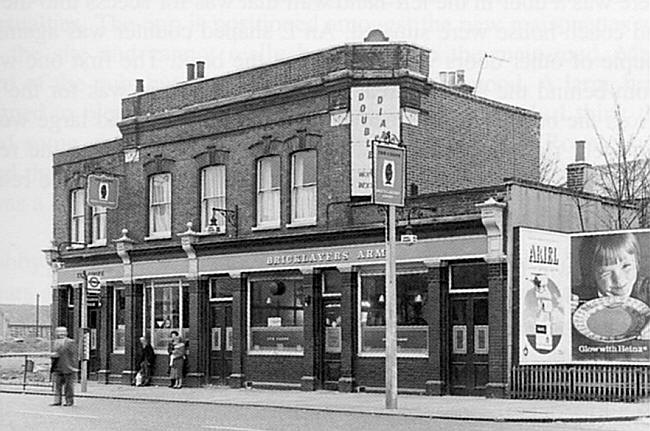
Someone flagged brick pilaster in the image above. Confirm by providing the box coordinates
[486,259,508,398]
[121,282,143,385]
[301,269,318,391]
[424,260,447,395]
[229,273,246,388]
[186,278,209,387]
[338,267,356,393]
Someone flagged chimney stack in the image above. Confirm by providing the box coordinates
[196,61,205,79]
[566,140,591,192]
[135,79,144,93]
[574,140,586,162]
[186,63,195,81]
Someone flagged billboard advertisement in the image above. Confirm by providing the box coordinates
[350,86,400,197]
[519,228,650,364]
[519,228,572,363]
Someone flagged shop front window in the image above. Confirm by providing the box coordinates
[249,278,304,354]
[360,273,428,356]
[144,280,189,352]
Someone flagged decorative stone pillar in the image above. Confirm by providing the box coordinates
[229,271,246,388]
[476,197,509,398]
[113,229,139,385]
[300,268,318,391]
[97,283,112,383]
[337,265,357,393]
[423,259,448,395]
[179,223,207,387]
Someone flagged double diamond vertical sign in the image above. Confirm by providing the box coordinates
[372,138,405,409]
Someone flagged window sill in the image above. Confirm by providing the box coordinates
[286,220,317,228]
[144,234,172,241]
[88,240,107,248]
[251,224,281,232]
[247,350,304,356]
[66,244,85,250]
[358,352,429,358]
[195,230,226,237]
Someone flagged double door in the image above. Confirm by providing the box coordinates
[449,295,489,395]
[209,302,233,385]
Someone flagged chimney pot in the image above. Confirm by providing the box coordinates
[186,63,195,81]
[575,140,586,162]
[135,79,144,93]
[196,61,205,79]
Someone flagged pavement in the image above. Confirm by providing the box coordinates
[1,381,649,423]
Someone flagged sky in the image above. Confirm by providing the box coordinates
[0,0,648,305]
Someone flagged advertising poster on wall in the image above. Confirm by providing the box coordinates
[570,230,650,363]
[519,228,572,364]
[350,86,400,197]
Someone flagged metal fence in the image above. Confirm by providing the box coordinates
[0,352,52,391]
[510,364,650,402]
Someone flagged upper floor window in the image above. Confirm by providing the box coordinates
[256,156,280,228]
[291,150,317,224]
[70,189,85,244]
[201,165,226,233]
[91,206,107,245]
[149,173,171,237]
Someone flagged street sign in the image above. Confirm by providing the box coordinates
[87,275,102,292]
[372,142,406,207]
[87,174,119,209]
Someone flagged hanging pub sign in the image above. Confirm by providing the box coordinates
[518,228,650,365]
[372,141,405,207]
[87,174,119,209]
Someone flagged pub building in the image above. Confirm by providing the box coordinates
[44,31,646,399]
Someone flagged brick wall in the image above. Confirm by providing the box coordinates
[405,84,540,194]
[246,356,303,383]
[356,357,429,390]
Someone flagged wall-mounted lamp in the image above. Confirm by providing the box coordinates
[208,205,239,237]
[414,294,423,304]
[378,294,385,303]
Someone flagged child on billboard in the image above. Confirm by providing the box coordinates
[572,232,650,340]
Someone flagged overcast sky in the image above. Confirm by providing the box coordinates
[0,0,648,305]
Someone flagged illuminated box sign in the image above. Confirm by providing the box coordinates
[372,142,405,207]
[87,174,119,209]
[350,86,400,197]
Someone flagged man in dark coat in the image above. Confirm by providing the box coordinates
[50,326,78,406]
[136,336,155,386]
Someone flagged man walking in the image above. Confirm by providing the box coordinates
[50,326,78,406]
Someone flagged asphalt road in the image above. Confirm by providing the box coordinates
[1,393,648,431]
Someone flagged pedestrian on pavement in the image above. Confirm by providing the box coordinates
[50,326,78,406]
[168,331,185,389]
[135,336,155,386]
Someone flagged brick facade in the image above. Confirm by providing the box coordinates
[48,35,544,397]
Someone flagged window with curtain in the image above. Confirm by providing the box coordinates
[70,189,85,244]
[91,205,107,245]
[360,273,429,356]
[256,156,280,227]
[113,288,125,352]
[291,150,316,224]
[149,173,171,236]
[201,165,226,232]
[144,280,189,352]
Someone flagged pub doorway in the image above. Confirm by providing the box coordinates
[209,301,233,385]
[318,269,342,390]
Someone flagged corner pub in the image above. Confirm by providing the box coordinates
[46,30,641,399]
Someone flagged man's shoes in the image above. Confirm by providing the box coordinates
[49,403,61,406]
[63,403,73,406]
